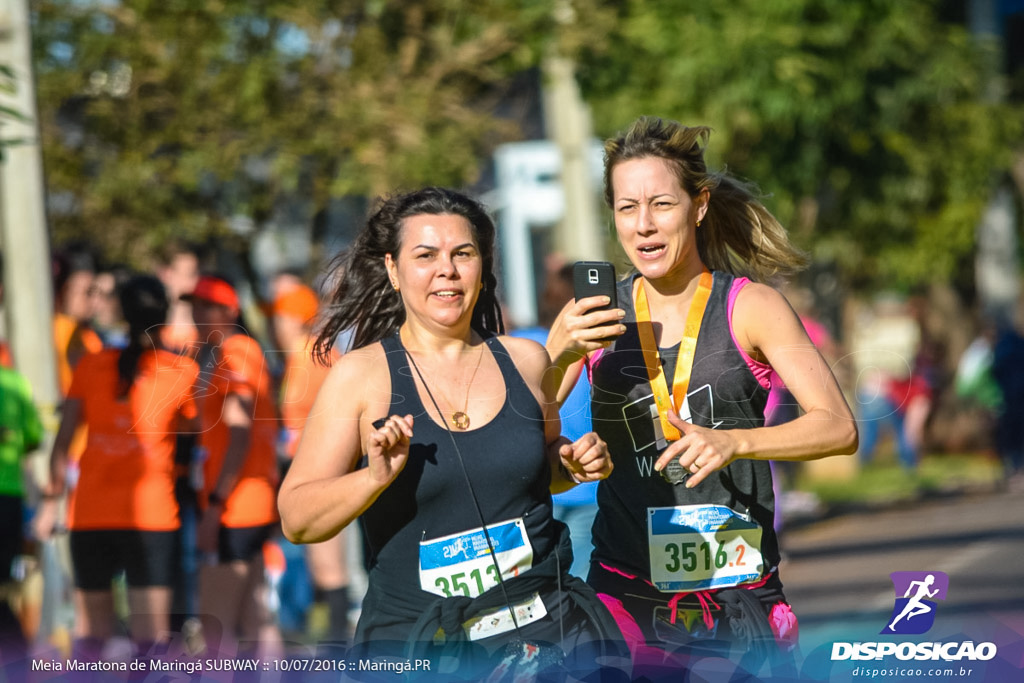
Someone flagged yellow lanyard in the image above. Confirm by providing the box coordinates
[634,270,714,441]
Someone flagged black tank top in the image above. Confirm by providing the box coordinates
[589,271,779,579]
[355,333,559,641]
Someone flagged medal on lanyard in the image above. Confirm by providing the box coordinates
[634,270,713,480]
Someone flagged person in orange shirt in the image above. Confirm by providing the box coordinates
[152,241,203,634]
[52,249,104,496]
[272,282,351,644]
[36,275,200,660]
[185,275,281,658]
[52,248,104,395]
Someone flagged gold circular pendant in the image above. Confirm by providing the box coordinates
[451,412,471,430]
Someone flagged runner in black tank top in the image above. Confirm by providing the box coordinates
[279,188,624,681]
[544,118,857,678]
[352,334,622,671]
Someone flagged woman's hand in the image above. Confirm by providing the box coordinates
[32,498,62,542]
[654,412,740,488]
[366,414,414,488]
[547,296,626,363]
[559,431,614,483]
[197,505,222,554]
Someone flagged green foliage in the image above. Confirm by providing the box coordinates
[797,454,1001,505]
[32,0,604,265]
[574,0,1024,289]
[0,64,29,159]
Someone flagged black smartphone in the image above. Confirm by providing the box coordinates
[572,261,618,311]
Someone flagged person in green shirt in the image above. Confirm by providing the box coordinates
[0,364,43,655]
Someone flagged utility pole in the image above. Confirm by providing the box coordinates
[541,0,605,265]
[0,0,59,412]
[542,54,604,263]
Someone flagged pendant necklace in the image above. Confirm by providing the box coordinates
[449,343,485,429]
[411,342,485,430]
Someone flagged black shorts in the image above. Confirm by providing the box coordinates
[0,496,23,582]
[217,523,276,564]
[70,529,179,590]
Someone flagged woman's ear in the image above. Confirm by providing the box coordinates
[384,253,399,291]
[697,188,710,223]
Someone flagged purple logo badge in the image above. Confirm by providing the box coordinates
[881,571,949,635]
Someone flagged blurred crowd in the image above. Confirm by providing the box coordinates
[0,239,1021,666]
[2,241,363,665]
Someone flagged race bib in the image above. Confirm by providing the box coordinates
[648,505,764,592]
[419,518,546,639]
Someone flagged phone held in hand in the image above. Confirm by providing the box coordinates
[572,261,617,311]
[573,261,620,343]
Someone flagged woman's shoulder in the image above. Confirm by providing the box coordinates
[730,280,804,350]
[732,280,790,314]
[494,333,549,360]
[494,334,551,378]
[324,340,390,382]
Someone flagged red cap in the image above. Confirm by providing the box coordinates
[182,275,240,310]
[272,285,319,324]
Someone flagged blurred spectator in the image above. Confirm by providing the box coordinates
[857,369,932,470]
[153,243,203,637]
[510,262,598,579]
[89,264,132,348]
[991,321,1024,491]
[186,275,281,658]
[52,247,103,394]
[858,297,939,471]
[0,361,43,661]
[154,242,201,356]
[35,275,200,660]
[955,319,1003,414]
[271,280,351,644]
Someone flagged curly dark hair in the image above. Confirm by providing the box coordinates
[313,187,504,362]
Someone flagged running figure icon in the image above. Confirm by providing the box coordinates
[888,574,939,631]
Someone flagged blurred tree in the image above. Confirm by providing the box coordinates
[31,0,610,265]
[0,64,27,160]
[575,0,1024,290]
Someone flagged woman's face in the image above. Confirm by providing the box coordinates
[62,270,96,321]
[190,298,237,338]
[611,156,708,284]
[385,213,483,331]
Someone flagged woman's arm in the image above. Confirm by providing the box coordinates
[733,282,858,460]
[278,346,412,543]
[34,399,82,540]
[545,297,625,405]
[654,283,858,487]
[206,394,253,504]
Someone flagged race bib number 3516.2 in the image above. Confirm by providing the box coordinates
[648,505,764,592]
[419,518,533,599]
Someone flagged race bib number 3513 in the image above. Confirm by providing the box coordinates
[648,505,764,592]
[419,518,533,599]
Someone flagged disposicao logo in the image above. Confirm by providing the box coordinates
[830,570,998,663]
[882,571,948,635]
